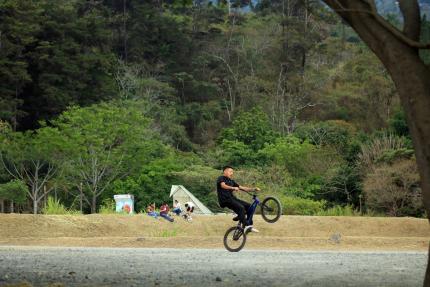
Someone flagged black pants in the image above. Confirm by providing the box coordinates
[221,198,251,226]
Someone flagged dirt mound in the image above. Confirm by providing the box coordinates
[0,214,429,250]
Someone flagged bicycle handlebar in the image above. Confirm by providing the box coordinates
[239,188,259,195]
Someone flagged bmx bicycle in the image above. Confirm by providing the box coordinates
[223,190,282,252]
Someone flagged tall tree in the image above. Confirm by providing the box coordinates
[1,0,117,130]
[21,0,117,129]
[0,126,67,214]
[321,0,430,285]
[0,179,27,213]
[0,0,40,130]
[50,102,166,213]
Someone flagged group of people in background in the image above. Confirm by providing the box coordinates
[146,200,195,222]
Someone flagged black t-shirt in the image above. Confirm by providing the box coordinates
[216,176,239,204]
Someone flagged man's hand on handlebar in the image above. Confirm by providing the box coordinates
[238,187,260,192]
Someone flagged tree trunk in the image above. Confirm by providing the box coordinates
[33,199,38,215]
[389,54,430,287]
[0,199,4,213]
[10,200,13,213]
[91,195,97,214]
[321,1,430,285]
[350,15,430,287]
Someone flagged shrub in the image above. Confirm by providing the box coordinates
[0,179,27,203]
[318,164,362,206]
[42,197,80,215]
[376,148,414,164]
[363,159,424,217]
[358,133,410,170]
[280,196,326,215]
[388,108,409,137]
[99,198,116,214]
[218,107,277,150]
[258,136,316,177]
[285,177,323,199]
[295,120,355,145]
[294,120,358,160]
[217,139,255,166]
[316,205,360,216]
[258,136,344,179]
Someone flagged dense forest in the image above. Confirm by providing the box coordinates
[0,0,428,217]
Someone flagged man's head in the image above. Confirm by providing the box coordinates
[174,200,178,203]
[223,165,234,178]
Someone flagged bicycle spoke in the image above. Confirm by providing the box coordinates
[261,197,282,223]
[224,226,246,252]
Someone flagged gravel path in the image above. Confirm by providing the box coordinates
[0,246,427,287]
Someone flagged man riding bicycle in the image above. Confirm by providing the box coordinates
[216,166,260,233]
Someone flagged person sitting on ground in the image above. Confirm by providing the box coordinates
[159,202,174,222]
[216,165,260,233]
[172,200,182,216]
[183,201,195,221]
[146,203,159,219]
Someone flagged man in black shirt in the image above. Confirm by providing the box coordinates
[216,165,260,232]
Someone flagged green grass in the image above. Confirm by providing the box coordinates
[42,197,81,215]
[157,228,178,238]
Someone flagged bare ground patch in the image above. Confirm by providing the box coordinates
[0,214,429,250]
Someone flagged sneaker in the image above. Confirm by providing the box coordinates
[250,227,259,233]
[244,225,259,233]
[244,225,252,233]
[232,215,239,221]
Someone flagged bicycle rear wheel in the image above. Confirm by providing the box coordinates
[223,226,247,252]
[260,196,282,223]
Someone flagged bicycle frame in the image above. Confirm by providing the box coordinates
[245,192,260,226]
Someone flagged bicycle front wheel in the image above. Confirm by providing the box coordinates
[223,226,247,252]
[260,196,282,223]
